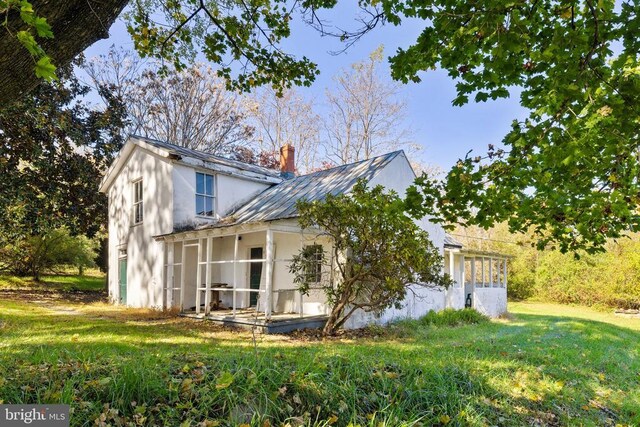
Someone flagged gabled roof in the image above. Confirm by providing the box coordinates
[139,136,281,177]
[201,150,404,229]
[99,135,280,193]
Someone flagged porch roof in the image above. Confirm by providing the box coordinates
[444,234,464,249]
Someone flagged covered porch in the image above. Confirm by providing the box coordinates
[158,221,330,331]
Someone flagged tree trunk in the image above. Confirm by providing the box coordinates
[0,0,129,105]
[322,295,350,336]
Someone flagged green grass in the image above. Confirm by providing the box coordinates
[0,270,105,291]
[0,299,638,426]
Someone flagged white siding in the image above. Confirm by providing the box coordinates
[172,164,271,227]
[474,288,508,317]
[107,147,173,308]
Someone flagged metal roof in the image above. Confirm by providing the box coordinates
[201,150,403,229]
[134,135,281,178]
[444,234,464,248]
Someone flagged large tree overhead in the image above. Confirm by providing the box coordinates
[398,1,639,253]
[2,0,638,252]
[0,0,128,104]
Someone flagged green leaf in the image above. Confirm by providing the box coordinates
[215,371,234,389]
[16,30,39,56]
[33,16,53,38]
[34,56,56,81]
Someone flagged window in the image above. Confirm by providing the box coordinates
[302,244,323,283]
[132,179,143,224]
[196,172,215,217]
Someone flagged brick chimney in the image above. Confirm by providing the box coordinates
[279,144,295,179]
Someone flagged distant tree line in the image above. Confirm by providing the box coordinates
[456,225,640,310]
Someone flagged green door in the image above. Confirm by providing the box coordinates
[249,248,263,306]
[118,258,127,304]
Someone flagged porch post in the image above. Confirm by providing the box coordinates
[195,238,203,314]
[481,257,485,287]
[232,233,238,316]
[460,255,465,289]
[489,257,493,287]
[166,242,175,309]
[265,228,274,320]
[161,241,167,309]
[299,233,305,318]
[179,241,186,311]
[503,259,508,288]
[204,236,213,315]
[470,257,476,287]
[448,250,455,286]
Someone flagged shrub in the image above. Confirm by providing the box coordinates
[0,227,98,279]
[418,308,489,328]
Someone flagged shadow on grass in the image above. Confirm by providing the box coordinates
[0,303,639,426]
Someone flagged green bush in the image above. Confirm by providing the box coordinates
[0,227,98,280]
[418,308,489,327]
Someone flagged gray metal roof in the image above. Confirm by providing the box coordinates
[444,234,464,248]
[203,151,403,228]
[133,135,281,177]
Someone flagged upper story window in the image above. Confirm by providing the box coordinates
[132,179,143,224]
[196,172,215,217]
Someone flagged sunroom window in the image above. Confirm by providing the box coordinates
[196,172,215,217]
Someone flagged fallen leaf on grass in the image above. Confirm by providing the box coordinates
[215,371,233,389]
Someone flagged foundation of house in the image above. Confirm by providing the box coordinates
[181,308,328,333]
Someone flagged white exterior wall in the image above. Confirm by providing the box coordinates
[172,164,271,227]
[444,253,466,309]
[107,147,173,308]
[474,288,507,317]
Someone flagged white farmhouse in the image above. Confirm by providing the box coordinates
[99,136,508,332]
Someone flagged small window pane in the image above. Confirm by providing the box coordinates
[196,196,204,216]
[205,174,213,196]
[205,197,213,216]
[196,173,205,194]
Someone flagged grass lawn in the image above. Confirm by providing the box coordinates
[0,269,105,292]
[0,297,638,426]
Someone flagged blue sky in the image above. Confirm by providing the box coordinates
[82,6,528,172]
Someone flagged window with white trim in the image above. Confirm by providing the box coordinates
[302,244,323,283]
[132,179,143,224]
[196,172,215,217]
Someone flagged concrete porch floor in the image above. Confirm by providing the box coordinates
[180,308,328,333]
